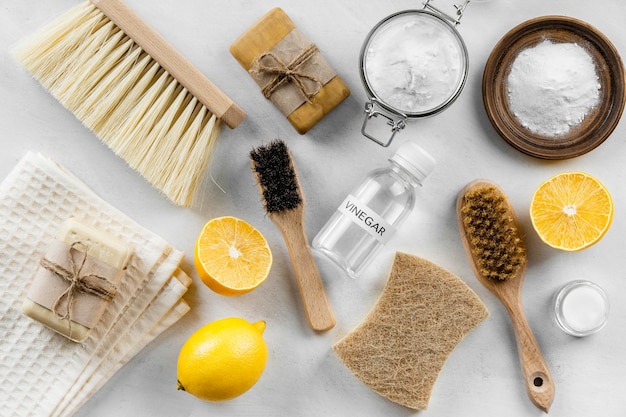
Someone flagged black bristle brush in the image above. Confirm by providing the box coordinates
[457,179,554,413]
[250,140,335,332]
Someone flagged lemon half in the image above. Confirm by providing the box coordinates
[194,216,272,295]
[530,172,613,251]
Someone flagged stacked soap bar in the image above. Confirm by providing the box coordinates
[23,218,133,342]
[0,153,191,417]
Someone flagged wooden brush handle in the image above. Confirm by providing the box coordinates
[91,0,246,128]
[274,210,336,332]
[503,298,555,413]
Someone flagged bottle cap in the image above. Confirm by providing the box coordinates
[390,141,436,183]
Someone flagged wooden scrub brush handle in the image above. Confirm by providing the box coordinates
[501,296,555,413]
[91,0,246,128]
[273,209,336,332]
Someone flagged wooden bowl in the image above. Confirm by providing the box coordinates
[482,16,625,159]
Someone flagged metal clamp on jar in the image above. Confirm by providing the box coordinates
[359,0,470,146]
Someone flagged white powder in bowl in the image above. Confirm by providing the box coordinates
[507,40,601,137]
[364,14,464,114]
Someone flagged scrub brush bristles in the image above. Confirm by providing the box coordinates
[459,186,526,281]
[249,140,302,213]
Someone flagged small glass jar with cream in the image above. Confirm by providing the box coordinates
[359,0,470,146]
[553,280,609,337]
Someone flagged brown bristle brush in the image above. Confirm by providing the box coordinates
[457,180,554,413]
[250,140,335,332]
[12,0,246,207]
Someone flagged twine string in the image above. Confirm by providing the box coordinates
[252,44,323,104]
[40,241,118,322]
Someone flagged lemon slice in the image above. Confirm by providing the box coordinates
[194,216,272,295]
[530,172,613,251]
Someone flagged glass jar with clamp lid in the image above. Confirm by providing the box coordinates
[359,0,471,146]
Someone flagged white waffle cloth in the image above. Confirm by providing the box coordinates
[0,152,191,417]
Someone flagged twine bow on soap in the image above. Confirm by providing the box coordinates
[40,241,118,322]
[252,44,323,104]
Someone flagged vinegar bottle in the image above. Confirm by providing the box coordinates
[312,141,435,278]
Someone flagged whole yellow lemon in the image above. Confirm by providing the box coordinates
[176,317,268,402]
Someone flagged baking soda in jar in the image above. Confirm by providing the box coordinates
[364,14,465,114]
[358,9,469,146]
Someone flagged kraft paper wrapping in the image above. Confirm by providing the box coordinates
[27,239,123,329]
[248,28,337,116]
[231,7,350,134]
[0,152,190,417]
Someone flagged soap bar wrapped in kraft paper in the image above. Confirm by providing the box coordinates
[230,7,350,134]
[22,218,133,342]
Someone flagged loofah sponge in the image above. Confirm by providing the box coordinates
[333,252,489,410]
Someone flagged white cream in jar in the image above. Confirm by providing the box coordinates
[554,280,609,337]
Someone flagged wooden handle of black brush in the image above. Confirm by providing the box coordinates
[91,0,246,128]
[274,210,336,332]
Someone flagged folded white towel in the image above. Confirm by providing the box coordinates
[0,152,190,417]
